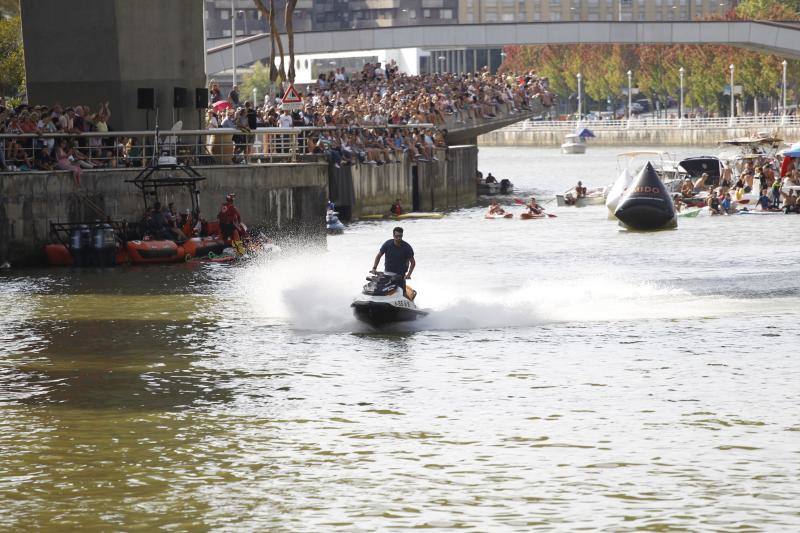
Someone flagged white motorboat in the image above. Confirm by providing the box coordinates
[351,272,428,327]
[556,188,606,207]
[477,180,500,195]
[560,133,587,154]
[477,178,513,195]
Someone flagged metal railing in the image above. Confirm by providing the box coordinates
[0,124,435,172]
[500,115,800,132]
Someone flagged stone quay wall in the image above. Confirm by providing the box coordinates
[1,147,480,265]
[479,127,800,147]
[329,145,478,220]
[0,163,328,265]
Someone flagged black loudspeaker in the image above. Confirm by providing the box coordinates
[195,88,209,109]
[173,87,188,108]
[137,88,156,110]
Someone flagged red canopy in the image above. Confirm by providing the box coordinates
[212,100,231,112]
[780,155,793,177]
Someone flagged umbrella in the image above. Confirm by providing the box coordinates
[575,127,595,138]
[212,100,231,112]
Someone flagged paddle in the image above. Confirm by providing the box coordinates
[513,198,557,218]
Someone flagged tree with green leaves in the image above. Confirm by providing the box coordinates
[0,15,24,99]
[0,0,20,19]
[240,61,272,104]
[735,0,800,20]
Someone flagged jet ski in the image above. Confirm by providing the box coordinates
[326,209,345,235]
[351,272,428,326]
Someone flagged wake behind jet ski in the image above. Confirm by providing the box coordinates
[351,271,428,326]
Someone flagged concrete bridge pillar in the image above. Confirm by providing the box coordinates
[21,0,206,131]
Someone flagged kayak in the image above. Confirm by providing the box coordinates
[397,212,444,220]
[677,208,702,218]
[360,212,444,220]
[519,213,547,220]
[485,213,513,219]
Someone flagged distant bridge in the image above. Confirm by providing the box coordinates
[207,20,800,75]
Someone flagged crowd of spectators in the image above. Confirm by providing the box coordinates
[0,63,554,174]
[675,156,800,215]
[0,97,130,183]
[205,62,554,165]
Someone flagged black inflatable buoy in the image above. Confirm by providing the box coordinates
[614,162,677,231]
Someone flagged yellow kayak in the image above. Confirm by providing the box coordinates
[397,212,444,220]
[359,212,445,220]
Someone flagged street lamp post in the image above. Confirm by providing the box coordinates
[239,10,248,36]
[577,72,582,121]
[627,70,632,123]
[437,55,446,74]
[782,59,788,125]
[679,66,684,126]
[729,63,735,126]
[231,0,236,87]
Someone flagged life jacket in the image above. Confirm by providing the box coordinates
[218,203,240,225]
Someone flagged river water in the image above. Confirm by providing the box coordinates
[1,146,799,531]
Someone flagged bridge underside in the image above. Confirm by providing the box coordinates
[207,21,800,75]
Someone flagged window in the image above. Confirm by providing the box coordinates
[220,9,229,20]
[502,13,514,21]
[441,9,453,18]
[550,11,561,20]
[222,29,231,37]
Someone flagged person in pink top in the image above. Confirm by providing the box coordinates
[54,138,82,186]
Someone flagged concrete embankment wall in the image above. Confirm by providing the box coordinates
[0,163,328,265]
[328,145,478,219]
[479,127,800,147]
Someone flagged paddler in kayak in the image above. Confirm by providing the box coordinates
[526,196,544,215]
[487,199,507,216]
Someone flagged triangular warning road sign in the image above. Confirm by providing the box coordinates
[281,84,302,104]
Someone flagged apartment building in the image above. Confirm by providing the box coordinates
[204,0,459,41]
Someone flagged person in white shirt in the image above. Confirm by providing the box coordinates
[278,109,294,128]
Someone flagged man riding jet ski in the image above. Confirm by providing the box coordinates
[351,227,427,326]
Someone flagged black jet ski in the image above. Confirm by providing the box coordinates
[351,272,428,326]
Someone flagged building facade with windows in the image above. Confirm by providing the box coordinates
[204,0,459,42]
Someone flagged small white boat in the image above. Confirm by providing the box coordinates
[556,187,606,207]
[560,133,587,154]
[477,180,500,195]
